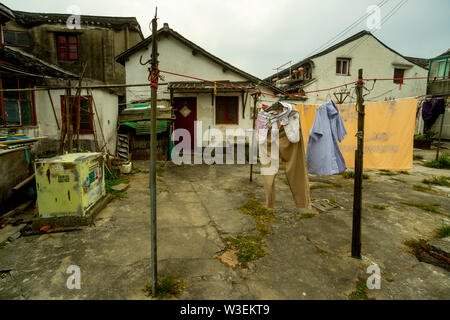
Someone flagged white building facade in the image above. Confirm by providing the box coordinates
[116,23,280,148]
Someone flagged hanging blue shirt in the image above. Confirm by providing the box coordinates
[306,99,347,175]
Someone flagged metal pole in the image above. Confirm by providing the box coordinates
[249,93,259,182]
[150,9,159,297]
[435,106,445,161]
[352,69,364,259]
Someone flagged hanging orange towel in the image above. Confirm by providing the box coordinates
[296,97,417,170]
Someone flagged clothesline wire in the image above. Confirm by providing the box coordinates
[158,68,450,99]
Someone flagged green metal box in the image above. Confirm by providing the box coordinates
[35,153,105,218]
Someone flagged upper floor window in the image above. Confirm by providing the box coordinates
[393,68,405,84]
[216,96,239,125]
[56,34,78,61]
[336,58,351,76]
[3,31,30,47]
[0,75,35,127]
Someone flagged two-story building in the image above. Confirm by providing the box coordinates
[265,31,429,104]
[3,7,143,99]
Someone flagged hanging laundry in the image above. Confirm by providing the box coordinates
[422,98,445,132]
[306,99,347,175]
[257,102,311,209]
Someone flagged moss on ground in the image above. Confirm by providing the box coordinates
[341,170,369,180]
[143,274,185,299]
[372,204,388,210]
[348,277,372,300]
[422,176,450,187]
[401,202,443,215]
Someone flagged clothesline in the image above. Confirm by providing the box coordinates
[158,68,450,99]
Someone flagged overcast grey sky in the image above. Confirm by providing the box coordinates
[4,0,450,78]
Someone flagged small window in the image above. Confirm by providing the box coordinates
[3,31,30,47]
[0,75,35,127]
[336,58,351,75]
[216,96,239,125]
[60,96,93,134]
[56,34,78,61]
[393,68,405,84]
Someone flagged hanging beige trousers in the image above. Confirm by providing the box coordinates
[260,126,311,209]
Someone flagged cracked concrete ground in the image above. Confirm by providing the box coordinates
[0,149,449,299]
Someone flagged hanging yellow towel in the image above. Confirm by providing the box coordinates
[295,97,417,170]
[214,82,217,96]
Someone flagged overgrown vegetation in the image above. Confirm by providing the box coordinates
[348,277,371,300]
[143,274,185,299]
[422,176,450,187]
[401,202,442,214]
[434,223,450,239]
[341,170,369,180]
[424,153,450,169]
[223,236,267,267]
[373,204,388,210]
[413,154,424,160]
[223,197,277,267]
[105,168,127,196]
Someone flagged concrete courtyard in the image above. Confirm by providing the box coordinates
[0,149,449,299]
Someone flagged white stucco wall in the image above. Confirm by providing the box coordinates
[18,87,119,154]
[302,34,428,105]
[124,34,278,145]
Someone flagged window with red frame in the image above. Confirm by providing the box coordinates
[0,75,36,127]
[60,96,93,134]
[215,96,239,124]
[393,68,405,84]
[56,34,78,61]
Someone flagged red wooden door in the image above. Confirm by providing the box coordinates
[173,97,197,149]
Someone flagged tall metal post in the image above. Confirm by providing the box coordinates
[352,69,364,259]
[150,9,158,296]
[249,93,260,182]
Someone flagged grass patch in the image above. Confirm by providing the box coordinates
[424,153,450,169]
[239,198,277,225]
[413,184,433,193]
[401,202,442,214]
[310,182,343,190]
[299,213,316,219]
[105,168,127,196]
[156,165,165,177]
[434,223,450,239]
[372,204,388,210]
[341,170,369,180]
[348,277,371,300]
[403,238,428,255]
[422,176,450,187]
[223,236,267,267]
[413,154,424,160]
[143,274,185,299]
[378,170,397,176]
[398,170,410,175]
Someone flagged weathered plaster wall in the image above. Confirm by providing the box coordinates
[124,35,278,145]
[304,34,428,105]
